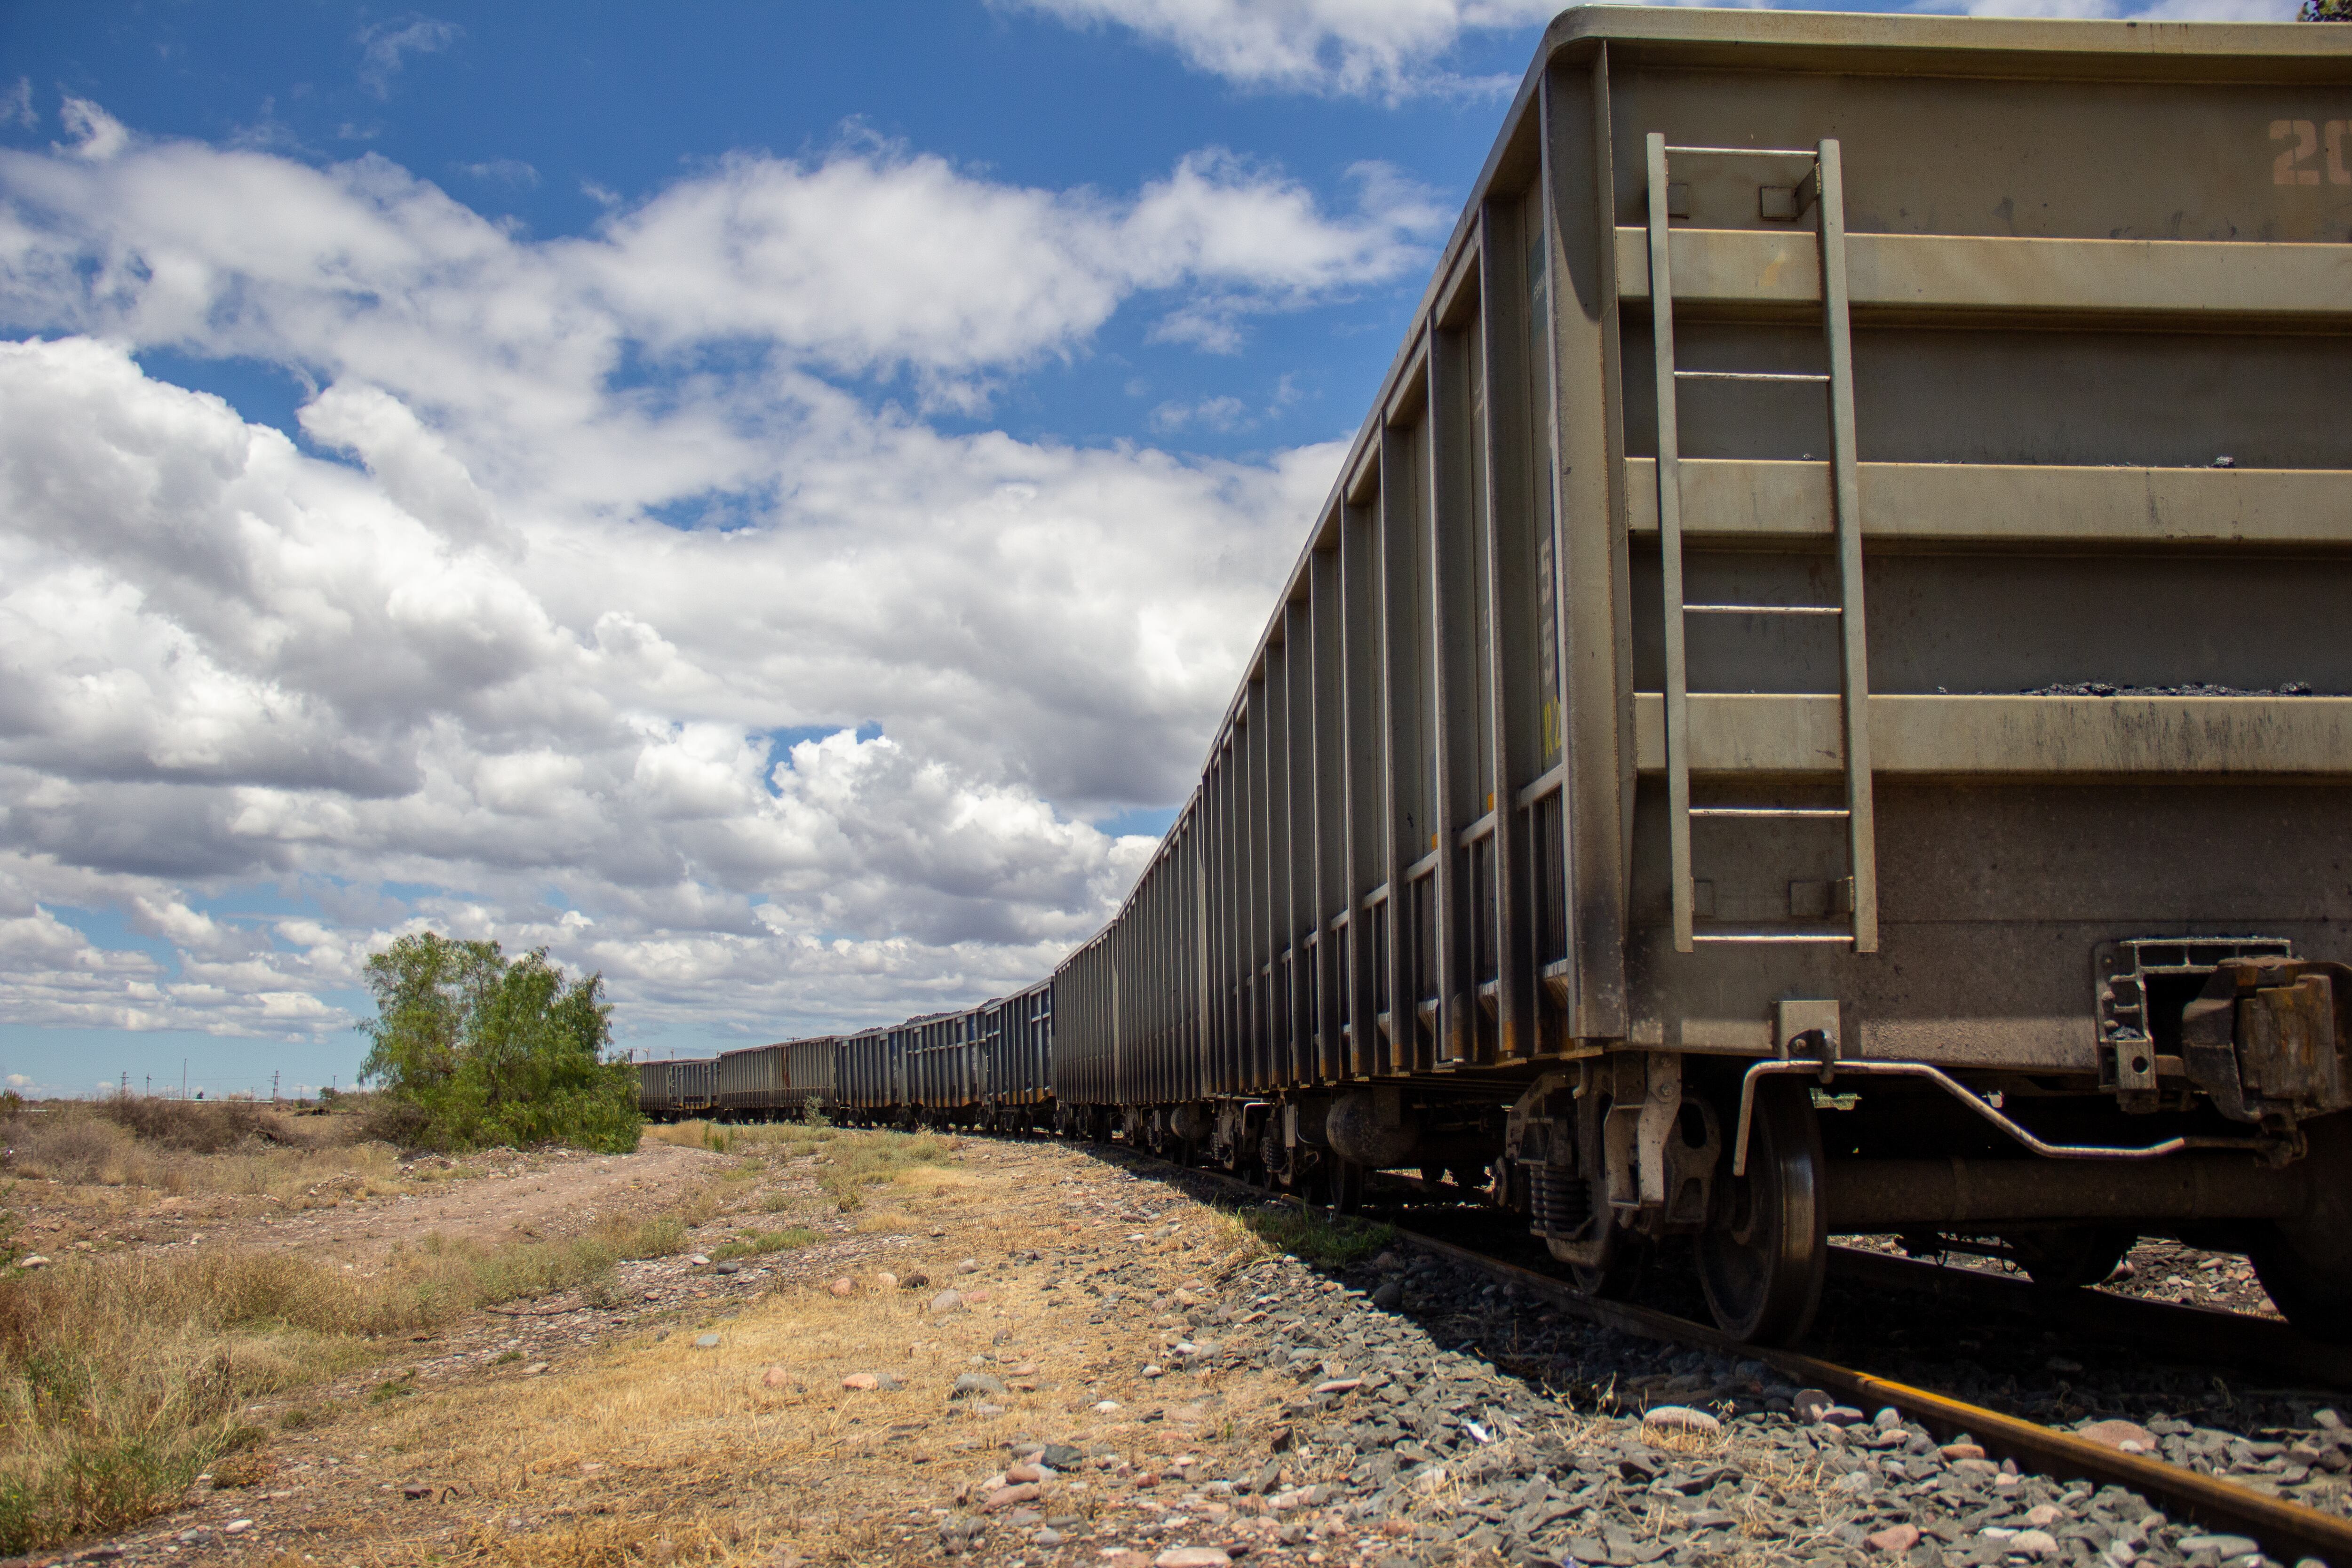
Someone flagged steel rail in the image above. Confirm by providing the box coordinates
[1385,1226,2352,1568]
[1124,1152,2352,1568]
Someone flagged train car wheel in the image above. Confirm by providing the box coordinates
[2004,1226,2136,1290]
[2250,1111,2352,1345]
[1324,1158,1366,1218]
[1563,1233,1644,1299]
[1695,1077,1826,1345]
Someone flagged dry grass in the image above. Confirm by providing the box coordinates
[3,1138,1384,1565]
[5,1130,1314,1563]
[0,1210,693,1553]
[0,1098,473,1210]
[707,1226,819,1263]
[294,1147,1374,1561]
[646,1121,962,1213]
[344,1281,964,1562]
[330,1219,1197,1566]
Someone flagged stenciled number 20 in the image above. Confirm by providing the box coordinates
[2273,119,2352,187]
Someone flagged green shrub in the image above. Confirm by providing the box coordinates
[357,932,640,1154]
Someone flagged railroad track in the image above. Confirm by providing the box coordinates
[1105,1148,2352,1568]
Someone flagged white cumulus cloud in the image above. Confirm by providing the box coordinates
[0,106,1407,1049]
[1009,0,1560,98]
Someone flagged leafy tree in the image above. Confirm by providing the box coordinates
[358,933,639,1153]
[2304,0,2351,18]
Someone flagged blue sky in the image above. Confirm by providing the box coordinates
[0,0,2281,1098]
[8,1,1531,462]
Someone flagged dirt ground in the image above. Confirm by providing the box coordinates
[12,1126,2312,1568]
[11,1130,1362,1568]
[200,1141,727,1265]
[8,1133,722,1268]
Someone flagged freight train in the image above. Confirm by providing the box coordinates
[644,8,2352,1346]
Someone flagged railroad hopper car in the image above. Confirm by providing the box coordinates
[636,1060,671,1120]
[901,1011,978,1126]
[708,1037,843,1120]
[834,1026,902,1125]
[715,1042,786,1119]
[976,981,1056,1131]
[785,1036,839,1118]
[634,1057,715,1122]
[1052,7,2352,1345]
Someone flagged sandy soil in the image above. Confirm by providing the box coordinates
[9,1135,726,1267]
[26,1135,1325,1568]
[211,1141,729,1264]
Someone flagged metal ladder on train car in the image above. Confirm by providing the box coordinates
[1644,133,1878,955]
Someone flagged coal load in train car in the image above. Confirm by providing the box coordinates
[1040,8,2352,1346]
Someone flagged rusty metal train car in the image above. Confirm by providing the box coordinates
[634,1056,715,1123]
[1051,6,2352,1345]
[703,1037,842,1121]
[976,982,1056,1131]
[641,985,1052,1131]
[641,8,2352,1346]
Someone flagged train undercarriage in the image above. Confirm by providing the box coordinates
[1045,1063,2349,1349]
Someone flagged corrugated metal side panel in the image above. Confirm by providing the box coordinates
[905,1010,978,1110]
[980,982,1054,1106]
[671,1059,715,1111]
[839,1031,893,1111]
[1068,803,1202,1107]
[715,1044,786,1113]
[784,1036,838,1111]
[1050,936,1108,1109]
[1014,981,1054,1104]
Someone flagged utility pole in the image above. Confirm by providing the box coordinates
[271,1071,279,1104]
[119,1071,127,1098]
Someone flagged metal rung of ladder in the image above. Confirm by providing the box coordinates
[1694,931,1858,945]
[1689,806,1850,820]
[1646,131,1879,955]
[1675,371,1830,384]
